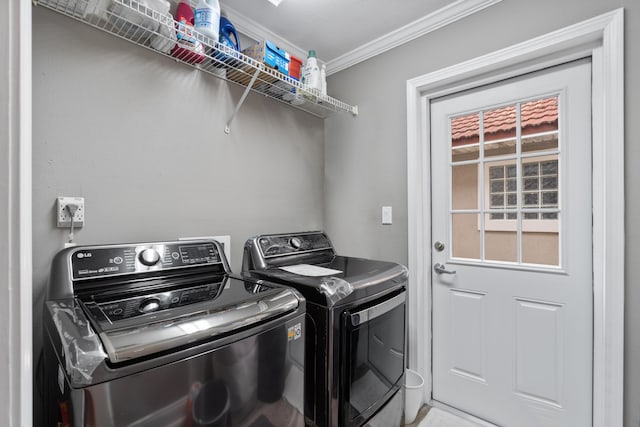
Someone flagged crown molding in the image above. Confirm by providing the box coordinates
[326,0,502,75]
[222,0,502,76]
[222,4,309,61]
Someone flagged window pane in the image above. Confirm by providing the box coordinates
[519,155,559,222]
[524,178,538,190]
[522,214,560,266]
[491,180,504,193]
[521,96,559,154]
[541,161,558,175]
[452,164,478,210]
[451,113,480,161]
[452,213,480,260]
[484,105,517,157]
[542,212,559,220]
[507,179,517,191]
[490,166,504,179]
[507,165,517,178]
[522,134,559,154]
[542,176,557,189]
[507,193,517,206]
[491,194,504,207]
[542,192,558,205]
[524,163,539,176]
[485,213,517,262]
[491,213,504,220]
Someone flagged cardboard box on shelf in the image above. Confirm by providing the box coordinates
[242,40,290,76]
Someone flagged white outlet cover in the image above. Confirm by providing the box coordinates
[57,196,85,228]
[179,235,231,264]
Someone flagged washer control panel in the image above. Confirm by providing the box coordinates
[71,242,221,280]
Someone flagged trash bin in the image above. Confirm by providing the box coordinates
[405,369,424,424]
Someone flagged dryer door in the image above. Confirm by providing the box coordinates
[341,291,406,427]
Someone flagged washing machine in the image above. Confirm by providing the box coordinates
[42,239,306,426]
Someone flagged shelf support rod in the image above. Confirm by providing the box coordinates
[225,68,261,134]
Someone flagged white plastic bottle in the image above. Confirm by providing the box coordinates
[194,0,220,42]
[320,64,327,96]
[302,50,322,92]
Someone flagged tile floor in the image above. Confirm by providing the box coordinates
[410,407,486,427]
[406,405,431,426]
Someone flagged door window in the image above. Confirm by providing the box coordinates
[450,96,560,267]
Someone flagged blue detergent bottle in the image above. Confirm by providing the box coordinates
[214,16,240,64]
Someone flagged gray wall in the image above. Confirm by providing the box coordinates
[325,0,639,425]
[32,5,324,420]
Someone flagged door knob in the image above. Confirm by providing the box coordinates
[433,263,456,275]
[434,241,445,252]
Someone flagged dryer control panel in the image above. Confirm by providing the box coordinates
[258,232,333,258]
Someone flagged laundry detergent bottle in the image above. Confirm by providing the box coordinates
[219,16,240,52]
[302,50,322,92]
[172,1,206,64]
[213,16,240,64]
[194,0,220,42]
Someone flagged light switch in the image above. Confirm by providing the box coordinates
[382,206,393,225]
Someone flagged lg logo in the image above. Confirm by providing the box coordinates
[76,252,93,259]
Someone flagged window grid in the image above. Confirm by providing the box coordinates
[489,160,558,220]
[448,95,561,266]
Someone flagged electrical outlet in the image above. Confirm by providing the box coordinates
[57,196,85,228]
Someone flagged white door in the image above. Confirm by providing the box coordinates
[430,60,592,427]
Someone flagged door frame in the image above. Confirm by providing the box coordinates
[406,9,624,427]
[3,0,33,425]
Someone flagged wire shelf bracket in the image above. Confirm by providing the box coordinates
[225,68,260,134]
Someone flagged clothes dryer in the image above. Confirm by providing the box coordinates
[243,231,407,427]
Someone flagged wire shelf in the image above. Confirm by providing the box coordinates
[36,0,359,124]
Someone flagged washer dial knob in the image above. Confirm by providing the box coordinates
[139,248,160,266]
[139,298,161,313]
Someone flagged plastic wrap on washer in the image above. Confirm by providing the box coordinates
[318,277,353,307]
[399,264,409,281]
[47,300,107,386]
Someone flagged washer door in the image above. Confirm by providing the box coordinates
[53,316,306,427]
